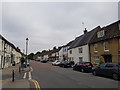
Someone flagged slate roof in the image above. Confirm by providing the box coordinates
[69,26,101,49]
[69,35,84,49]
[90,20,120,44]
[65,40,74,47]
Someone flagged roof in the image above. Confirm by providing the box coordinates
[65,40,74,47]
[69,26,101,49]
[69,35,84,49]
[0,34,22,53]
[90,20,120,44]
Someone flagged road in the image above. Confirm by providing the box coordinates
[28,60,119,89]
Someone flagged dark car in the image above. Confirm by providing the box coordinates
[92,63,120,80]
[59,61,71,68]
[23,62,30,67]
[41,59,48,63]
[73,62,93,72]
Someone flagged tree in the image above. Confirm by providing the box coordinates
[35,52,41,55]
[20,57,25,64]
[28,53,34,60]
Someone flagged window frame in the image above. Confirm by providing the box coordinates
[94,44,98,52]
[69,50,72,54]
[94,56,100,64]
[78,47,83,53]
[79,57,83,62]
[104,41,109,51]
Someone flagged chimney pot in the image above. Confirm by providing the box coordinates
[84,28,87,34]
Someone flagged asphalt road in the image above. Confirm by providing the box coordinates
[29,60,119,89]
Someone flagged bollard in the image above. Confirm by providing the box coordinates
[12,70,14,82]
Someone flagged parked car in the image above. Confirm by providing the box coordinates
[23,62,30,67]
[41,59,48,63]
[52,60,61,66]
[92,63,120,80]
[59,61,71,68]
[73,62,93,72]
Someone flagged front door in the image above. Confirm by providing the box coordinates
[102,54,112,62]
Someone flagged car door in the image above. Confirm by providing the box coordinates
[104,63,114,76]
[96,63,106,75]
[74,62,80,70]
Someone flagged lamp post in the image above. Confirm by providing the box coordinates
[26,38,28,68]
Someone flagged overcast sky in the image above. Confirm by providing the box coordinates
[1,1,118,54]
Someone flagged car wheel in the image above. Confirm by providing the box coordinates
[113,73,119,80]
[92,71,97,76]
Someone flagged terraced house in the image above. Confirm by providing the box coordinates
[68,26,101,63]
[0,34,23,69]
[90,20,120,66]
[59,40,74,61]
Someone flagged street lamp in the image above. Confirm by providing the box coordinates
[26,38,29,68]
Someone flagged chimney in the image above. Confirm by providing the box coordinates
[84,28,87,34]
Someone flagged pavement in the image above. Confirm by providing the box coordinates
[0,63,31,89]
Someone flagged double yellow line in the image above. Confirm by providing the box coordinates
[29,67,41,90]
[31,79,40,90]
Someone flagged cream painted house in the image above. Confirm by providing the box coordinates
[68,26,101,63]
[0,34,23,69]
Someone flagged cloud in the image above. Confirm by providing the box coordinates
[2,2,118,53]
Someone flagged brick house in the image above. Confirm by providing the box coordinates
[90,20,120,66]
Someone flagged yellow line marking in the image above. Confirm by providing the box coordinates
[29,67,40,90]
[30,79,40,90]
[34,80,40,89]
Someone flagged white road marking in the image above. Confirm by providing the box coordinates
[23,72,27,79]
[29,72,32,80]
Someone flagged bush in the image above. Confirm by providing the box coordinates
[20,57,25,64]
[99,60,104,64]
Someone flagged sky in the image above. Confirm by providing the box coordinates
[1,1,119,54]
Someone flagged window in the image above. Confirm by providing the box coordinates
[69,50,72,54]
[104,41,109,51]
[97,30,105,38]
[94,56,100,64]
[79,57,83,62]
[94,44,98,52]
[105,64,114,67]
[99,63,106,67]
[72,57,74,61]
[64,49,66,52]
[69,57,73,61]
[78,48,82,53]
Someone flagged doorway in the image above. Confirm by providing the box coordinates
[101,54,112,62]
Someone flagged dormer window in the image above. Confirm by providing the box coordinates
[97,30,105,38]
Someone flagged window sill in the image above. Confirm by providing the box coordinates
[104,50,109,52]
[94,51,98,53]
